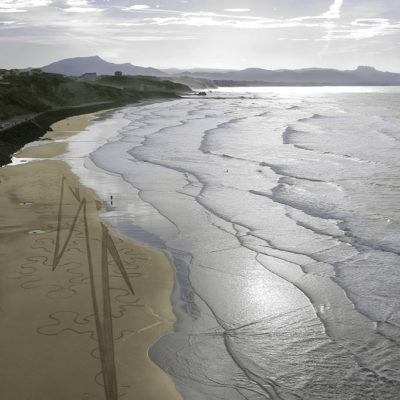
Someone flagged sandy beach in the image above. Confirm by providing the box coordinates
[0,113,182,400]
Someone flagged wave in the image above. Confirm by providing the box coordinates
[62,90,400,399]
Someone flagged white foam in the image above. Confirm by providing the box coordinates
[60,90,400,399]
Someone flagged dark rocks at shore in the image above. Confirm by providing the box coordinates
[0,103,120,166]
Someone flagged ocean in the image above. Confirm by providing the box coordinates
[61,87,400,399]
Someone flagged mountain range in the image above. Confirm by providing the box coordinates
[178,66,400,85]
[38,56,166,77]
[23,56,400,86]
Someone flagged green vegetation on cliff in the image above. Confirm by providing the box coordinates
[0,71,191,165]
[0,72,190,121]
[95,75,190,92]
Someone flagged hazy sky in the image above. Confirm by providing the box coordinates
[1,0,400,71]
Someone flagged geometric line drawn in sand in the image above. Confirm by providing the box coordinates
[52,181,85,270]
[52,176,136,400]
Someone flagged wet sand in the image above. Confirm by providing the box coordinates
[0,114,182,400]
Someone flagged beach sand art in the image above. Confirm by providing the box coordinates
[0,114,182,400]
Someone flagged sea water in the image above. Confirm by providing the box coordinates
[61,87,400,399]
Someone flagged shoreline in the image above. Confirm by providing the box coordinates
[0,94,181,167]
[0,112,183,399]
[0,102,121,167]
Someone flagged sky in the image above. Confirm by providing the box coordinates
[1,0,400,71]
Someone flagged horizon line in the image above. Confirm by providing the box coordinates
[3,55,400,75]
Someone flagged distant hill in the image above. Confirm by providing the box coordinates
[17,56,400,85]
[177,66,400,86]
[162,68,236,74]
[34,56,166,77]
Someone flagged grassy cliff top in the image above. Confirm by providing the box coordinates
[95,75,190,91]
[0,71,191,165]
[0,72,190,122]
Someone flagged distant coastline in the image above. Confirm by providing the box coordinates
[213,80,400,87]
[6,55,400,87]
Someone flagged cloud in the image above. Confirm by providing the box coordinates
[0,0,103,13]
[292,0,343,22]
[9,0,51,5]
[139,0,345,29]
[183,12,217,17]
[60,0,104,12]
[145,11,334,30]
[224,9,251,13]
[1,0,399,52]
[0,0,52,13]
[132,1,399,43]
[0,8,27,13]
[321,18,400,40]
[352,18,388,26]
[66,0,88,5]
[63,6,103,12]
[113,35,193,41]
[123,5,150,11]
[69,7,104,12]
[321,0,343,19]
